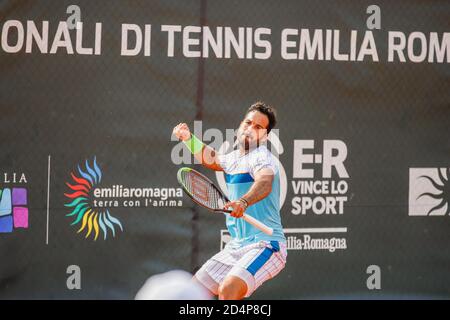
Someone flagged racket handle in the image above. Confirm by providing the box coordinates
[242,214,273,236]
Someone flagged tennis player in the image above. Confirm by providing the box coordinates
[173,101,287,300]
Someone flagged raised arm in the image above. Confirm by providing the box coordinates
[172,123,223,171]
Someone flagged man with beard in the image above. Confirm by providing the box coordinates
[172,101,287,300]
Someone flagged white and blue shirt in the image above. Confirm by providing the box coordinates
[219,145,286,247]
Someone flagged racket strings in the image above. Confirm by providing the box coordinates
[182,171,224,209]
[207,183,220,209]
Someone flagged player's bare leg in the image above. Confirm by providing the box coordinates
[218,275,247,300]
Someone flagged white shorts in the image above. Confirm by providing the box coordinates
[195,240,287,298]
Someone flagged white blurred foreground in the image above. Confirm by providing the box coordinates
[135,270,213,300]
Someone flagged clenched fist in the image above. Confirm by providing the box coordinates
[224,201,246,218]
[173,123,191,141]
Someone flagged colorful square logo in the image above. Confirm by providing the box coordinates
[0,188,28,233]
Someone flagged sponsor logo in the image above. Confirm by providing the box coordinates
[65,158,123,240]
[64,157,183,240]
[284,231,347,252]
[0,173,29,233]
[291,140,349,215]
[409,168,449,216]
[287,140,350,253]
[220,228,347,252]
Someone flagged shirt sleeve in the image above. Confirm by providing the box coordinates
[249,149,278,178]
[218,153,228,173]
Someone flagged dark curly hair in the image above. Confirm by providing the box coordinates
[246,101,277,133]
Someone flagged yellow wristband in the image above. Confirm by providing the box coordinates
[183,134,205,154]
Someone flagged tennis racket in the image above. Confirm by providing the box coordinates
[177,167,273,235]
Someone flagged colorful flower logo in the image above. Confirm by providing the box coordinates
[64,157,123,240]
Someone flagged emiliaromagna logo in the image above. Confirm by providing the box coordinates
[64,157,123,240]
[64,157,183,240]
